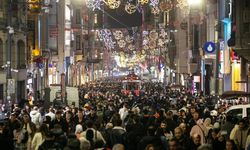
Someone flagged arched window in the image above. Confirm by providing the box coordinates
[17,40,26,69]
[5,39,15,68]
[0,39,3,68]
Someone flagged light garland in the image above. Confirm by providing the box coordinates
[97,27,171,69]
[98,29,116,49]
[85,0,190,16]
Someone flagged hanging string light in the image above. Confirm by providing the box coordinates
[84,0,189,16]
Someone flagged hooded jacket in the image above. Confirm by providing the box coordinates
[30,110,42,128]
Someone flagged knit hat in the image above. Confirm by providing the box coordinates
[213,122,220,129]
[75,124,83,134]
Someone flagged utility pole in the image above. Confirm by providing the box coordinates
[6,0,14,111]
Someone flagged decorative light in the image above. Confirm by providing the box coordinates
[142,30,149,36]
[149,30,158,40]
[159,1,173,12]
[86,0,103,10]
[128,44,135,50]
[103,0,121,9]
[176,0,189,9]
[117,40,126,48]
[125,3,137,14]
[138,0,149,5]
[151,6,160,15]
[149,40,156,49]
[159,29,168,38]
[32,49,40,56]
[142,37,149,45]
[158,38,165,47]
[98,29,116,49]
[149,0,159,7]
[113,30,124,40]
[143,45,149,50]
[125,35,133,43]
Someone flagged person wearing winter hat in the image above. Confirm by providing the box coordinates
[75,124,83,139]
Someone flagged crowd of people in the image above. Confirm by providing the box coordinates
[0,82,249,150]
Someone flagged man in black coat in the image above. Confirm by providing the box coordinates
[0,120,14,150]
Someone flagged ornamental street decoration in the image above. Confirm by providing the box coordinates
[86,0,190,15]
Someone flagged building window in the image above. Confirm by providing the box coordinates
[76,9,81,24]
[76,35,81,50]
[17,40,26,69]
[0,39,3,67]
[5,39,16,68]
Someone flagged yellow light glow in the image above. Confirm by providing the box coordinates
[32,49,40,56]
[232,62,241,91]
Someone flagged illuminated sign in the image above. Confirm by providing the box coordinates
[204,41,216,54]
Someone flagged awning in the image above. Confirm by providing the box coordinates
[233,47,250,61]
[220,90,250,99]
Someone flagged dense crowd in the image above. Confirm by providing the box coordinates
[0,82,248,150]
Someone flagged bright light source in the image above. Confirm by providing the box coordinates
[187,0,202,6]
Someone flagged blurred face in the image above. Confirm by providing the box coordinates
[218,134,225,142]
[23,115,30,123]
[211,131,217,139]
[10,115,16,122]
[190,108,196,114]
[179,123,186,132]
[78,111,83,118]
[192,112,199,120]
[55,113,61,119]
[168,140,177,150]
[239,122,245,129]
[226,141,234,150]
[160,122,167,129]
[66,112,72,120]
[174,128,182,139]
[193,135,201,145]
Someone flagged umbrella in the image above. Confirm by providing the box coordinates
[220,90,250,99]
